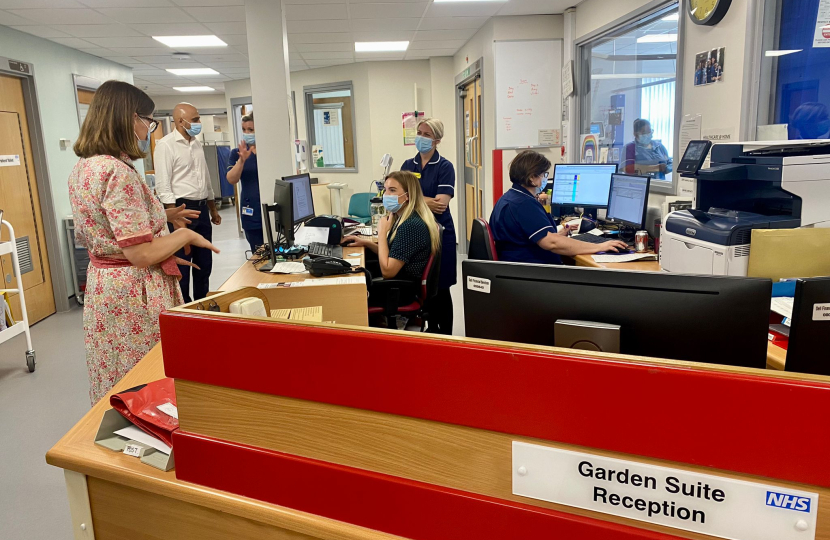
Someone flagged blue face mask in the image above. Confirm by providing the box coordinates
[536,177,548,195]
[383,194,406,213]
[637,133,653,146]
[185,120,202,137]
[242,133,256,146]
[136,117,151,153]
[415,135,433,153]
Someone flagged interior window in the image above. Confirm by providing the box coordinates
[303,83,357,172]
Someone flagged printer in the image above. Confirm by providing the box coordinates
[661,140,830,276]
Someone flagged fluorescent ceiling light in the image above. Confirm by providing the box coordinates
[166,68,219,76]
[434,0,503,2]
[355,41,409,52]
[153,35,227,48]
[765,49,802,57]
[636,34,678,43]
[662,13,679,21]
[174,86,215,92]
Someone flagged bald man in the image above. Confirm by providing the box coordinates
[154,103,221,302]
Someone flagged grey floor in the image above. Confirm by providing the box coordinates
[0,205,464,539]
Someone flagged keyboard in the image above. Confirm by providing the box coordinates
[308,242,343,258]
[570,233,610,244]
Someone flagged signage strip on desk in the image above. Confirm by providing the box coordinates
[160,311,830,488]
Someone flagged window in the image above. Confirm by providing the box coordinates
[756,0,830,141]
[303,82,358,172]
[577,4,679,193]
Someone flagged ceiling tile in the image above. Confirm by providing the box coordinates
[216,34,247,45]
[424,2,504,18]
[182,6,245,22]
[84,36,161,48]
[354,51,405,60]
[405,48,459,58]
[301,51,353,60]
[172,0,243,5]
[285,3,347,20]
[413,29,476,41]
[79,0,173,7]
[51,24,142,37]
[292,42,352,53]
[198,60,248,68]
[107,47,172,55]
[305,58,353,66]
[290,32,353,44]
[203,21,246,34]
[284,0,345,3]
[49,36,95,48]
[348,3,427,19]
[95,7,195,24]
[496,0,572,16]
[349,18,420,32]
[416,16,488,30]
[0,9,38,25]
[9,25,70,38]
[148,62,211,69]
[132,56,189,64]
[77,46,109,54]
[0,0,84,7]
[189,52,247,62]
[349,0,426,3]
[127,23,211,36]
[286,19,345,34]
[6,8,112,24]
[216,68,250,74]
[353,30,414,42]
[409,39,467,50]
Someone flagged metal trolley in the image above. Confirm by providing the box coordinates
[0,211,36,372]
[64,217,88,305]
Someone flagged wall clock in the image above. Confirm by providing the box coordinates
[688,0,732,26]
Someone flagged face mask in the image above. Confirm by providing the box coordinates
[184,120,202,137]
[242,133,256,146]
[637,133,653,146]
[536,177,548,195]
[135,117,151,153]
[415,135,433,153]
[383,194,405,213]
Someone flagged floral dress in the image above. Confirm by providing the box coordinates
[69,155,183,405]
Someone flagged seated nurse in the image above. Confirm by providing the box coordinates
[490,150,627,264]
[342,171,439,285]
[622,118,672,180]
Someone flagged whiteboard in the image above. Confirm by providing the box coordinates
[494,40,563,149]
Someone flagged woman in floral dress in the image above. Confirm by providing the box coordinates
[69,81,218,404]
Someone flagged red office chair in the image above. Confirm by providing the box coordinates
[367,224,443,331]
[469,218,498,261]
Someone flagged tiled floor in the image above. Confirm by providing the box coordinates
[0,205,464,539]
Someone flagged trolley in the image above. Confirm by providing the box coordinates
[0,211,36,372]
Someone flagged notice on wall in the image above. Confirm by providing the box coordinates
[513,442,819,540]
[814,0,830,47]
[0,155,20,167]
[402,111,426,146]
[599,147,609,164]
[678,114,702,199]
[322,109,339,126]
[312,145,324,168]
[562,60,574,98]
[538,129,560,146]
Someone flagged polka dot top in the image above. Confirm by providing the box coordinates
[388,212,432,280]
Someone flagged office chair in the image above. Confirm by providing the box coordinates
[347,193,375,224]
[469,218,498,261]
[367,224,443,331]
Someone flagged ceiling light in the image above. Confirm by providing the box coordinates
[433,0,503,2]
[174,86,215,92]
[765,49,802,57]
[153,35,227,48]
[166,68,219,76]
[662,13,679,21]
[355,41,409,52]
[636,34,678,43]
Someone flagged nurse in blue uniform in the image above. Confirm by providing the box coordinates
[490,150,626,264]
[400,118,456,335]
[226,113,263,252]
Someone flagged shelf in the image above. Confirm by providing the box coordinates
[0,241,13,257]
[0,321,26,346]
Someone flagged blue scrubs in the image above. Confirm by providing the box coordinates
[400,150,457,288]
[634,140,672,180]
[490,184,562,265]
[228,147,263,251]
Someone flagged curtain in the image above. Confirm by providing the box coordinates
[640,78,676,159]
[313,109,346,167]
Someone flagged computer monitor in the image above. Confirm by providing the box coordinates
[282,173,315,224]
[786,277,830,375]
[462,260,771,368]
[551,164,618,208]
[605,173,650,229]
[273,179,295,246]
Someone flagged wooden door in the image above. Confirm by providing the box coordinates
[0,74,56,324]
[462,77,483,240]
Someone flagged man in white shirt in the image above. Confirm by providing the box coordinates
[154,102,221,302]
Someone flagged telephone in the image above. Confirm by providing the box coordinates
[303,256,357,277]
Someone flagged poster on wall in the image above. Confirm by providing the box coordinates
[814,0,830,47]
[312,145,324,168]
[402,111,426,146]
[693,47,725,86]
[580,134,599,163]
[322,109,340,126]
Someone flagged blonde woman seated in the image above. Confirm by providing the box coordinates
[343,171,440,306]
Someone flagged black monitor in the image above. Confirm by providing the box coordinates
[786,277,830,375]
[273,179,295,246]
[551,164,618,208]
[462,260,771,368]
[605,173,650,229]
[282,173,315,224]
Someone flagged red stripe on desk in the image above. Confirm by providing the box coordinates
[493,149,503,203]
[160,312,830,487]
[173,431,683,540]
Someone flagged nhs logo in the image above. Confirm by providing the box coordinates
[766,491,811,513]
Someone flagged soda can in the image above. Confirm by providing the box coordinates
[635,230,649,252]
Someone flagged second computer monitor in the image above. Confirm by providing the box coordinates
[282,173,315,224]
[605,173,650,229]
[551,164,618,208]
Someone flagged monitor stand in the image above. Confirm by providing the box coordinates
[259,203,285,273]
[554,320,620,353]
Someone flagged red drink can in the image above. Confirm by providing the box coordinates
[635,230,648,252]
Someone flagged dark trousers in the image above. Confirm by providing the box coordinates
[171,198,212,303]
[426,288,454,335]
[244,228,265,253]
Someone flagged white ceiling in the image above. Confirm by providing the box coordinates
[0,0,578,96]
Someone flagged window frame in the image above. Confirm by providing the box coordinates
[303,81,359,173]
[574,0,685,196]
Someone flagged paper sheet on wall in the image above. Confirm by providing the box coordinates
[678,114,702,200]
[562,60,574,98]
[538,129,560,146]
[815,0,830,47]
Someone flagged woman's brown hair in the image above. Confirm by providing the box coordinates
[509,150,551,188]
[74,80,155,161]
[385,171,440,254]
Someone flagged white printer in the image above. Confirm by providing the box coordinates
[661,140,830,276]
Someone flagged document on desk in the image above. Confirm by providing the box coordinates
[271,308,292,320]
[113,425,172,455]
[269,262,307,274]
[770,297,794,319]
[293,226,329,246]
[289,276,366,287]
[291,306,323,322]
[592,253,658,263]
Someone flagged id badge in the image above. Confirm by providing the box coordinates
[242,206,254,216]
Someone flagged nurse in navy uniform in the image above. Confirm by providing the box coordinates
[400,118,456,335]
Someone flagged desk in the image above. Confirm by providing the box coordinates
[569,252,789,370]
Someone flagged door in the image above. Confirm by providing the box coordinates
[312,96,355,168]
[461,77,483,241]
[0,74,56,324]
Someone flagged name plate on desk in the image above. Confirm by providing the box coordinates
[512,442,818,540]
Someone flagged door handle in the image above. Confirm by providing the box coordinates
[470,135,479,167]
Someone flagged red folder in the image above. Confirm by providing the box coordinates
[110,378,178,447]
